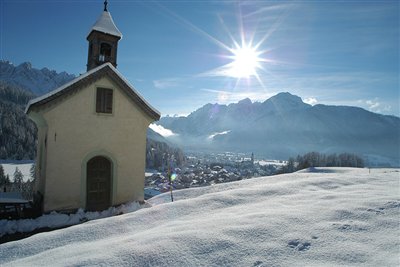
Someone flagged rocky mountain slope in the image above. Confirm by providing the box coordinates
[0,61,75,95]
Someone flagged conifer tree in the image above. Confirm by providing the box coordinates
[0,164,6,187]
[13,167,24,191]
[30,163,36,182]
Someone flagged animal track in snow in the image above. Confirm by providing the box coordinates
[252,260,264,267]
[287,239,311,251]
[366,200,400,215]
[333,222,367,231]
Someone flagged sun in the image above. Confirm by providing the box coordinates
[226,42,264,79]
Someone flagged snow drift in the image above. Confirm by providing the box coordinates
[0,168,399,266]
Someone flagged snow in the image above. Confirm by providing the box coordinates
[208,130,231,139]
[0,192,28,204]
[255,159,287,166]
[0,201,148,238]
[1,162,33,182]
[149,123,177,137]
[25,63,108,113]
[88,11,122,38]
[1,168,399,266]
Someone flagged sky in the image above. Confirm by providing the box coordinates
[1,0,399,117]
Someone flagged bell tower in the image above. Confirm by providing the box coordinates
[87,0,122,71]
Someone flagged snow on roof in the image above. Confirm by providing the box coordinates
[1,167,399,266]
[25,63,105,114]
[25,63,160,120]
[0,192,28,204]
[88,11,122,38]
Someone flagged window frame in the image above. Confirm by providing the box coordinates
[95,87,114,115]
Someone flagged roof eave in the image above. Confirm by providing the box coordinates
[25,63,161,121]
[86,29,122,40]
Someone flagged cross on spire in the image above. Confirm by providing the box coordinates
[104,0,108,12]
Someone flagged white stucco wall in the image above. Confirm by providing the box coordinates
[30,76,153,212]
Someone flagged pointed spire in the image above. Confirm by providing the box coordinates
[87,4,122,38]
[104,0,108,12]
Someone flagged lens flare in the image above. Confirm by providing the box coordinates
[171,173,177,181]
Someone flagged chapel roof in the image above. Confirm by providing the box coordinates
[25,63,160,121]
[87,10,122,39]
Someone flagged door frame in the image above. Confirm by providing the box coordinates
[86,156,111,211]
[81,150,117,209]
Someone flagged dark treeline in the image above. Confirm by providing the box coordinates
[282,151,365,173]
[0,82,37,160]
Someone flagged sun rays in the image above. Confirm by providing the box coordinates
[226,41,263,78]
[151,1,290,103]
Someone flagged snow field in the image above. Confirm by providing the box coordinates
[0,167,399,266]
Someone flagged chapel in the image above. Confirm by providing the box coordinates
[26,1,160,212]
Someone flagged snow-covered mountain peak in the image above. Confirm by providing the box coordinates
[0,60,75,95]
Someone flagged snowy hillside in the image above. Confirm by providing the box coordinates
[0,61,75,95]
[1,168,399,266]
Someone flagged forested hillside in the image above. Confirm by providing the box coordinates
[146,137,185,170]
[0,82,37,159]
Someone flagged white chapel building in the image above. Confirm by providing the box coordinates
[26,2,160,212]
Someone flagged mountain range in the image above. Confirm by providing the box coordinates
[0,61,75,95]
[1,61,398,166]
[157,92,400,166]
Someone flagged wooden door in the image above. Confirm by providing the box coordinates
[86,156,111,211]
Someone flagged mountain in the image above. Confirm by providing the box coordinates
[157,92,400,166]
[0,61,75,95]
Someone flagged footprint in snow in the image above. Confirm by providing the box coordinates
[332,222,367,231]
[287,239,311,251]
[252,260,264,267]
[367,200,400,215]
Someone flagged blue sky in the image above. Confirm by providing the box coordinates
[1,0,399,116]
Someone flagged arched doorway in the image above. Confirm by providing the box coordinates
[86,156,112,211]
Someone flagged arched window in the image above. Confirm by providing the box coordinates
[99,43,112,62]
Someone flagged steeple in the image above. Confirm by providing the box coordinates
[86,1,122,71]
